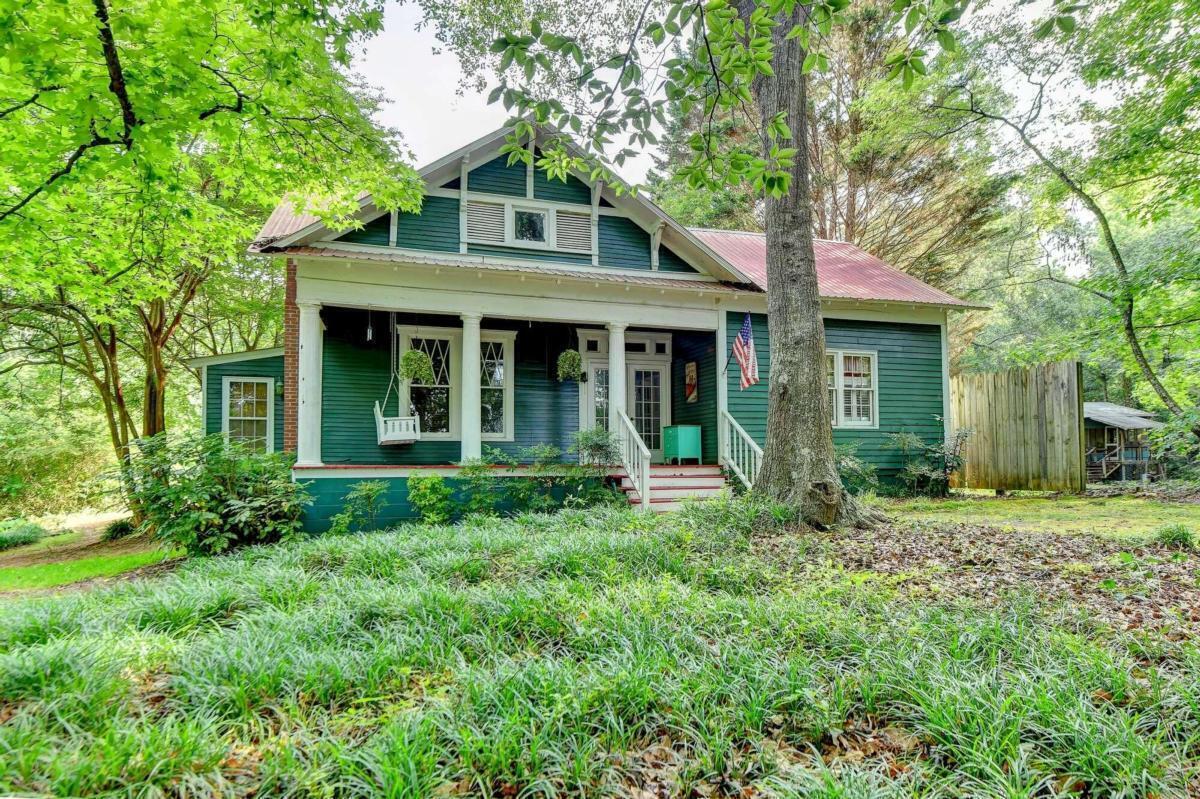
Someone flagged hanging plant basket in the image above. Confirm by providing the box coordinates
[557,349,584,382]
[399,349,435,385]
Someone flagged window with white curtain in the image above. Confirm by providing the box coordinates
[826,350,878,428]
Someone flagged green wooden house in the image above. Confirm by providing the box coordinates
[193,124,979,530]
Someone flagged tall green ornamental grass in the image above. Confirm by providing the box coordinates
[0,519,48,551]
[0,498,1195,796]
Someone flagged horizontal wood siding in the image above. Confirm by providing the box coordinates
[203,356,286,450]
[396,195,460,251]
[534,169,591,205]
[597,215,651,270]
[659,244,699,274]
[334,213,390,246]
[299,474,584,532]
[319,309,579,465]
[671,331,718,464]
[725,312,946,482]
[468,156,526,197]
[467,243,593,265]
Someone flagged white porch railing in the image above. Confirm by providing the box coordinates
[720,410,762,489]
[616,410,651,510]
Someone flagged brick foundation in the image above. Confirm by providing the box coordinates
[283,258,299,453]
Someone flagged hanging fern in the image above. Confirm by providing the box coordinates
[556,349,583,382]
[399,349,435,385]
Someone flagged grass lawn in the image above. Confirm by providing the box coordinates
[884,493,1200,541]
[0,548,177,592]
[0,498,1197,796]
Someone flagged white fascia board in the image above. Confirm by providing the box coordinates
[294,260,725,330]
[303,241,726,284]
[187,347,285,368]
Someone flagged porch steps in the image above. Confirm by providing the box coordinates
[620,465,730,511]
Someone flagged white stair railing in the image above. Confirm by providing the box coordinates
[720,410,763,489]
[616,410,651,510]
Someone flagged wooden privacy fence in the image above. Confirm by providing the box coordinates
[951,361,1086,492]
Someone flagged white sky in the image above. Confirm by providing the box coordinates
[353,3,659,184]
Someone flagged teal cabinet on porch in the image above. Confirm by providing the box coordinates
[664,425,702,465]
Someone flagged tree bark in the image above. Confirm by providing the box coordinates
[743,1,847,526]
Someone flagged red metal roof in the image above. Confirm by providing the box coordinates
[690,228,978,308]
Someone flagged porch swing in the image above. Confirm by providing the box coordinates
[374,311,421,445]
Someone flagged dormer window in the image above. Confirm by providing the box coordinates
[514,209,547,243]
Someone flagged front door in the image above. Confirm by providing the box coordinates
[628,364,669,461]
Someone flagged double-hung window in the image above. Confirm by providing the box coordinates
[827,350,877,428]
[398,326,516,441]
[222,377,274,452]
[479,332,516,440]
[406,335,455,436]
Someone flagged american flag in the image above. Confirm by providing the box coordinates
[732,312,759,390]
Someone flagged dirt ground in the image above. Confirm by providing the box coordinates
[0,511,135,569]
[758,516,1200,643]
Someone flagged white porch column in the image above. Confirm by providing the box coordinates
[460,312,483,461]
[716,310,729,465]
[607,322,627,430]
[296,301,324,466]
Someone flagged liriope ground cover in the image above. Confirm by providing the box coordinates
[0,500,1197,797]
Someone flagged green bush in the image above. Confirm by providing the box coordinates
[836,442,878,495]
[458,458,500,517]
[406,474,453,525]
[0,519,47,551]
[101,518,138,542]
[1153,523,1194,550]
[886,428,971,497]
[328,480,391,534]
[124,433,310,556]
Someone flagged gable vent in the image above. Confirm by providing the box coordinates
[556,211,592,252]
[467,201,505,243]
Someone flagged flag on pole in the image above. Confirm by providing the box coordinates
[732,312,759,390]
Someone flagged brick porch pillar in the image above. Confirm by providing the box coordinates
[283,258,299,453]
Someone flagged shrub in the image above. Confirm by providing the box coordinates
[836,442,878,495]
[1153,523,1194,550]
[564,429,624,507]
[0,519,47,551]
[329,480,391,534]
[458,457,500,517]
[886,428,971,497]
[500,443,565,513]
[124,433,310,556]
[101,518,137,542]
[406,474,453,525]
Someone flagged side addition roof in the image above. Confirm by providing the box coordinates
[1083,402,1164,431]
[690,228,984,310]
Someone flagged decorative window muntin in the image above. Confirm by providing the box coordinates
[222,377,273,452]
[408,336,454,435]
[396,325,516,442]
[479,336,515,440]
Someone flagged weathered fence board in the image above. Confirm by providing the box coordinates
[951,361,1085,492]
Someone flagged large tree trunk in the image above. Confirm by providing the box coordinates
[744,2,847,526]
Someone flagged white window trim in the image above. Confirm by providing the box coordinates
[220,376,275,452]
[396,324,518,442]
[575,329,672,359]
[464,194,594,255]
[479,330,517,442]
[828,349,879,430]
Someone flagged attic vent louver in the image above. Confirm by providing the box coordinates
[556,211,592,252]
[467,201,505,243]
